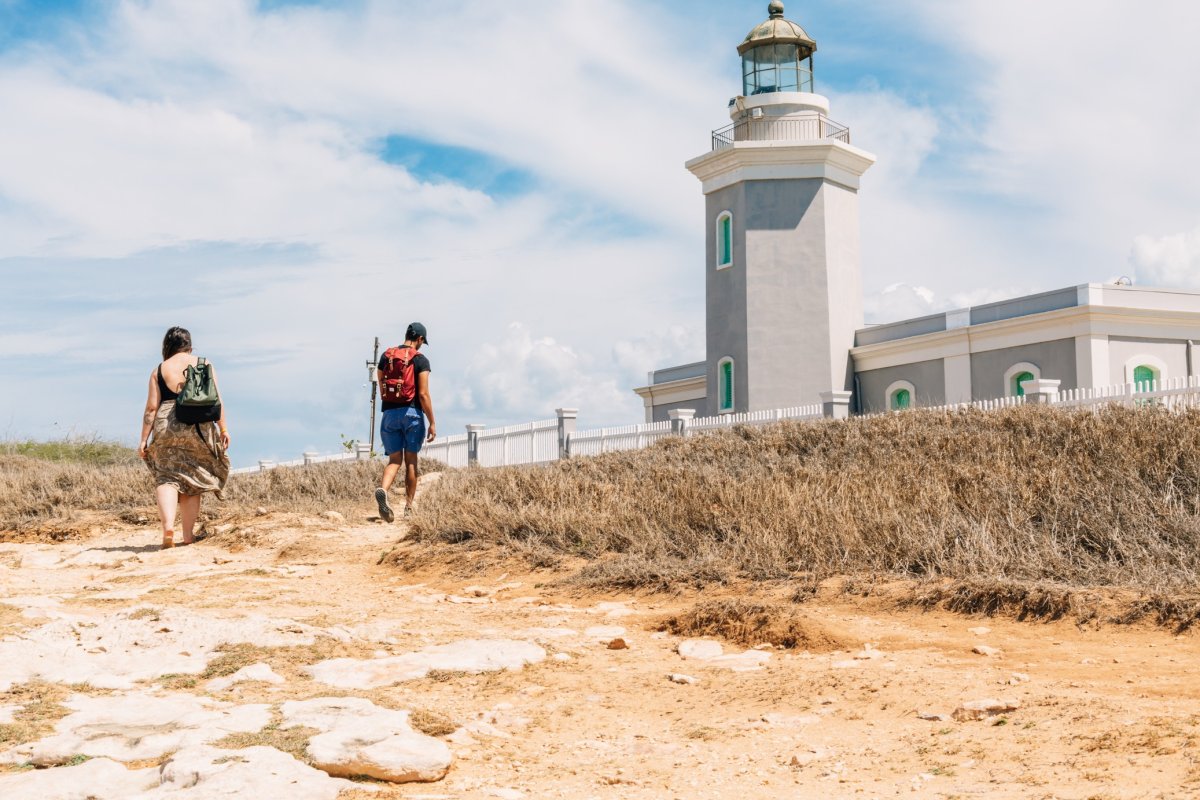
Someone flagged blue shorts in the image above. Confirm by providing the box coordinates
[381,407,426,455]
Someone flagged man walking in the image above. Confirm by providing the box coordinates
[375,322,436,522]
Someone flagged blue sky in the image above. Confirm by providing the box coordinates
[2,0,1200,466]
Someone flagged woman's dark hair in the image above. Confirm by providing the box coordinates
[162,327,193,360]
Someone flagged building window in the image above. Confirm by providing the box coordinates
[1003,362,1041,398]
[718,357,735,412]
[885,380,916,412]
[716,212,733,269]
[1124,356,1166,388]
[1011,371,1035,397]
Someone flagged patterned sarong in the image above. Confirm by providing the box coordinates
[146,400,229,497]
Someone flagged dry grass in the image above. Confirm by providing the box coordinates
[201,638,379,681]
[213,720,318,763]
[404,406,1200,601]
[408,708,457,737]
[660,598,848,650]
[0,454,449,537]
[0,681,71,747]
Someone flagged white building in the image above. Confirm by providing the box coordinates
[636,2,1200,420]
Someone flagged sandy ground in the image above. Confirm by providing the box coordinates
[2,492,1199,799]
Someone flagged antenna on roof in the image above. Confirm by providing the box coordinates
[1114,276,1133,286]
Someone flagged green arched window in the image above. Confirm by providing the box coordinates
[1133,365,1157,388]
[1012,371,1035,397]
[716,212,733,269]
[890,388,911,411]
[719,358,735,412]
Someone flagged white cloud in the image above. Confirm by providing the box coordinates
[1131,227,1200,289]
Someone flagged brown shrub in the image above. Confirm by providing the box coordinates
[406,405,1200,595]
[661,598,847,650]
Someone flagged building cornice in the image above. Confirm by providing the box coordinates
[632,374,707,407]
[851,305,1200,372]
[685,140,877,194]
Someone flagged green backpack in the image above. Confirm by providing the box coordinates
[176,357,222,424]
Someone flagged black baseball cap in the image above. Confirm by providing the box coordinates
[406,322,429,344]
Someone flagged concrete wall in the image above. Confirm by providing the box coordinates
[856,359,945,414]
[969,339,1077,400]
[650,398,705,423]
[1107,337,1191,383]
[741,178,828,411]
[705,182,750,415]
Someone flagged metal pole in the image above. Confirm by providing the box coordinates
[367,336,380,456]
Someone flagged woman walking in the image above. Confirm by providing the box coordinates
[138,327,230,549]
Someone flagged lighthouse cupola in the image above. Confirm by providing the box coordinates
[739,1,817,96]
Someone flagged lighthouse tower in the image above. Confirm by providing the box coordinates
[686,1,875,415]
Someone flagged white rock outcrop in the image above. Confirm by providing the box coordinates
[0,756,157,799]
[306,639,545,689]
[0,693,271,766]
[282,697,452,783]
[676,639,771,671]
[206,662,286,691]
[0,607,324,691]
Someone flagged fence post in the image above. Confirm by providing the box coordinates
[355,443,372,461]
[258,459,275,473]
[820,390,853,420]
[466,424,485,467]
[668,408,696,437]
[1023,379,1061,405]
[555,408,578,460]
[303,451,319,466]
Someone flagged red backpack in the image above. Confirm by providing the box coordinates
[380,346,418,403]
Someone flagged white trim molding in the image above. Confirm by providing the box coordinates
[717,356,736,414]
[686,140,877,194]
[715,210,733,270]
[884,379,915,411]
[632,375,706,423]
[1003,362,1041,397]
[1123,354,1168,384]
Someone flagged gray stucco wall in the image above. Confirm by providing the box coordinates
[705,182,750,415]
[855,359,945,414]
[650,398,705,423]
[1107,336,1191,383]
[969,339,1078,399]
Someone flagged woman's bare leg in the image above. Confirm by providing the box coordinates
[180,494,201,544]
[155,484,178,548]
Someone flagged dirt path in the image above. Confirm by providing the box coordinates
[1,504,1198,799]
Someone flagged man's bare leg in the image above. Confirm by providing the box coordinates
[404,451,419,514]
[376,453,404,523]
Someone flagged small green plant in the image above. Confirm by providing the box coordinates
[339,435,359,453]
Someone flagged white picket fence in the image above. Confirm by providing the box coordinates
[421,432,470,469]
[568,420,674,457]
[231,377,1200,476]
[476,419,560,467]
[1055,376,1200,410]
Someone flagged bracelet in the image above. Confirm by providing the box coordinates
[219,427,228,434]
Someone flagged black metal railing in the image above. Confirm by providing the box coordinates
[711,115,851,151]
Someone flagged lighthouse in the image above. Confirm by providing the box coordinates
[685,1,876,414]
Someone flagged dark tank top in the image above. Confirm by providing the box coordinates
[157,365,180,404]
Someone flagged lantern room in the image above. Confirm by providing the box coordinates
[738,1,817,96]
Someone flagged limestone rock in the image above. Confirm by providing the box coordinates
[968,626,991,636]
[320,511,346,523]
[0,756,156,799]
[972,645,1002,657]
[668,673,698,685]
[0,607,322,692]
[853,644,883,660]
[207,662,285,691]
[156,745,361,798]
[676,639,771,671]
[606,638,628,650]
[307,639,546,689]
[917,711,951,722]
[585,625,626,640]
[1008,672,1031,685]
[952,698,1020,722]
[0,693,271,766]
[282,697,452,783]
